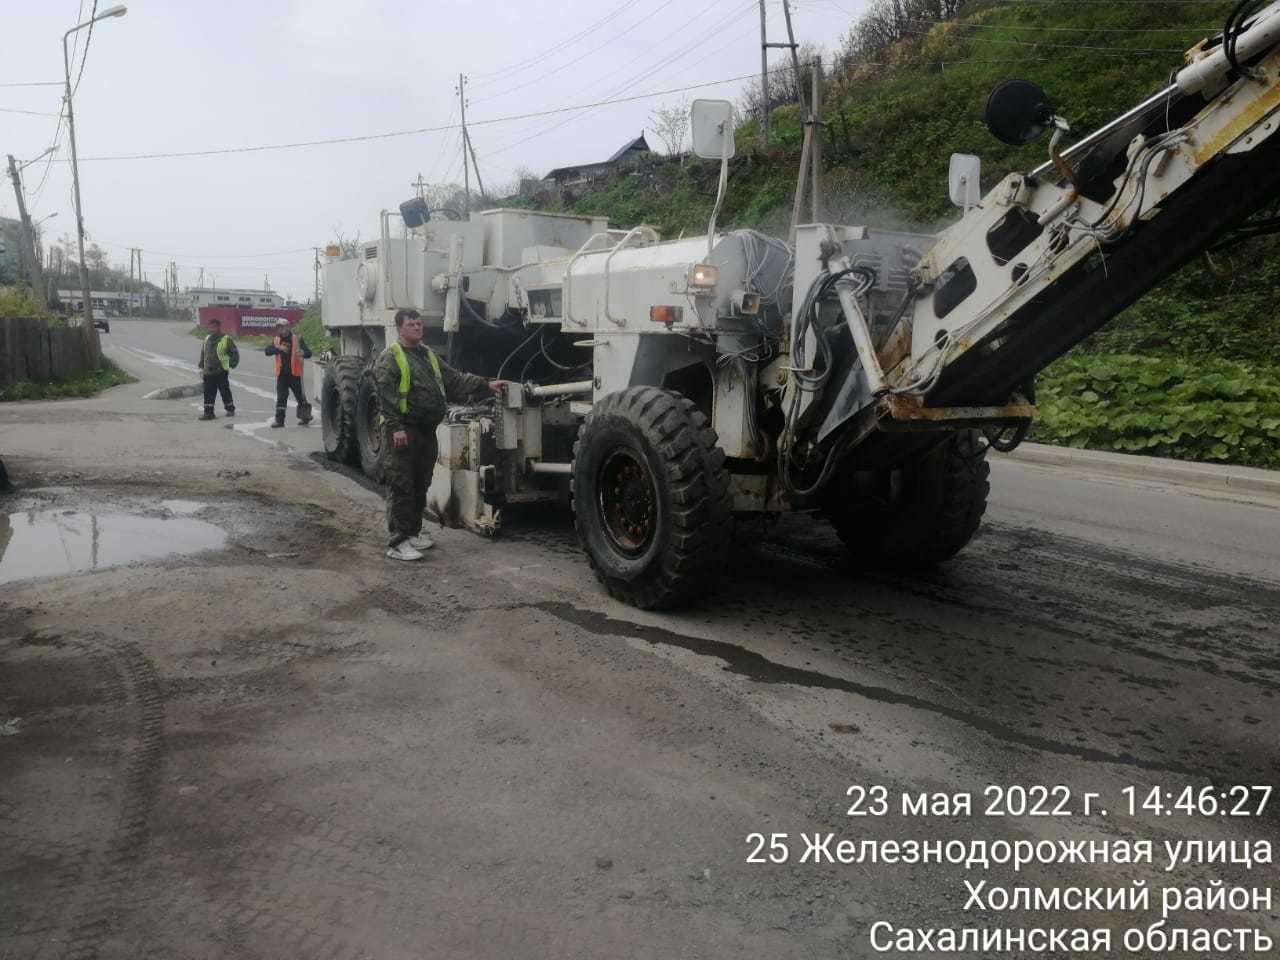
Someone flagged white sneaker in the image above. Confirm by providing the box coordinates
[407,533,435,551]
[385,541,424,561]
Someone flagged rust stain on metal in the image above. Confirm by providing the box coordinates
[1195,61,1280,165]
[876,318,913,373]
[881,395,1037,422]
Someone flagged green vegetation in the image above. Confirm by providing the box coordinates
[1034,356,1280,468]
[298,305,336,353]
[515,0,1276,468]
[0,357,136,402]
[0,286,54,321]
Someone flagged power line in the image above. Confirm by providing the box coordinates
[0,106,61,117]
[93,237,314,259]
[908,16,1221,33]
[72,1,100,97]
[473,0,683,104]
[0,81,63,88]
[58,38,1198,167]
[470,0,643,81]
[908,31,1187,53]
[484,0,758,159]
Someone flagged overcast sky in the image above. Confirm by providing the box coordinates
[2,0,862,301]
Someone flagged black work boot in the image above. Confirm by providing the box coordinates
[225,405,236,417]
[298,402,312,426]
[199,408,215,421]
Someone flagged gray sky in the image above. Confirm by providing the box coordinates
[3,0,860,301]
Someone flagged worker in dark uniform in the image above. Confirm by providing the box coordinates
[196,317,239,420]
[264,321,312,428]
[374,308,507,561]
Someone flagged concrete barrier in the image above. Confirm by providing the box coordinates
[0,317,99,388]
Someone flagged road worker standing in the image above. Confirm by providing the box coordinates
[265,321,312,427]
[196,317,239,420]
[373,308,507,561]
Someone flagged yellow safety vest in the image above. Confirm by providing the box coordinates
[390,342,445,414]
[207,334,231,372]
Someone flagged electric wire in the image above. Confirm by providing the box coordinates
[469,0,644,81]
[71,0,99,98]
[472,0,683,105]
[907,17,1222,33]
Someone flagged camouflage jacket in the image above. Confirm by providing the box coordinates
[372,342,490,433]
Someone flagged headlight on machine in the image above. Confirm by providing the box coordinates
[688,263,719,291]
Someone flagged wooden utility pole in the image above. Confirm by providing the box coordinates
[313,248,321,304]
[6,154,48,307]
[410,172,428,200]
[464,128,488,201]
[458,74,471,211]
[781,0,806,117]
[759,0,770,148]
[811,59,823,222]
[790,57,825,236]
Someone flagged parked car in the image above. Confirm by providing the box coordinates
[93,318,110,334]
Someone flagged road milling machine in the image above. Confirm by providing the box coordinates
[318,4,1280,608]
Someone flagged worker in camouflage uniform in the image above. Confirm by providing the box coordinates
[374,308,507,561]
[196,317,239,420]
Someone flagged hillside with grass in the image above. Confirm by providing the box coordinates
[518,0,1280,468]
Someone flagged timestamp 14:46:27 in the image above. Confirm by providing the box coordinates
[1123,785,1272,818]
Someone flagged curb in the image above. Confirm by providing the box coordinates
[994,442,1280,499]
[143,384,203,400]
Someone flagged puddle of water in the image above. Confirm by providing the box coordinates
[160,499,206,516]
[0,508,227,585]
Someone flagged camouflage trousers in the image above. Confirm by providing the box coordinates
[384,423,438,547]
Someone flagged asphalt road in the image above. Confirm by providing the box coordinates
[108,318,324,439]
[0,319,1276,958]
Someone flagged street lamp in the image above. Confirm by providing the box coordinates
[63,3,127,348]
[18,146,58,173]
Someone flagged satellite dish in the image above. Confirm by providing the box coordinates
[985,79,1056,146]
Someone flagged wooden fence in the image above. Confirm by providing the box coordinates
[0,317,101,389]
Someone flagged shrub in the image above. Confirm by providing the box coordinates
[1034,355,1280,468]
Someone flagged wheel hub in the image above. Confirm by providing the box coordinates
[598,448,658,557]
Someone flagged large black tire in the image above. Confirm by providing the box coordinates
[573,387,732,610]
[355,368,387,483]
[321,357,363,466]
[824,430,990,569]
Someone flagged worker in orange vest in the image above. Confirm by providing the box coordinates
[264,321,312,427]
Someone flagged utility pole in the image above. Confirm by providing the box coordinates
[197,266,204,288]
[781,0,806,117]
[458,73,471,211]
[465,128,487,201]
[759,0,770,148]
[811,58,823,222]
[410,173,427,200]
[313,247,321,304]
[6,154,48,307]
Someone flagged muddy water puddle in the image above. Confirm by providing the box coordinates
[0,497,227,585]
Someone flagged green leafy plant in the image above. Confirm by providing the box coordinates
[1034,356,1280,468]
[1,358,136,402]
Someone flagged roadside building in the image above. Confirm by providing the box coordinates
[541,134,651,189]
[166,287,284,319]
[56,289,149,316]
[197,304,303,334]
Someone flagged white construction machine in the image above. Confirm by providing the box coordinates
[318,5,1280,608]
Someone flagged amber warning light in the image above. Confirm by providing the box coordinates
[649,306,683,325]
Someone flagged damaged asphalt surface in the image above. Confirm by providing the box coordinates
[1,320,1278,958]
